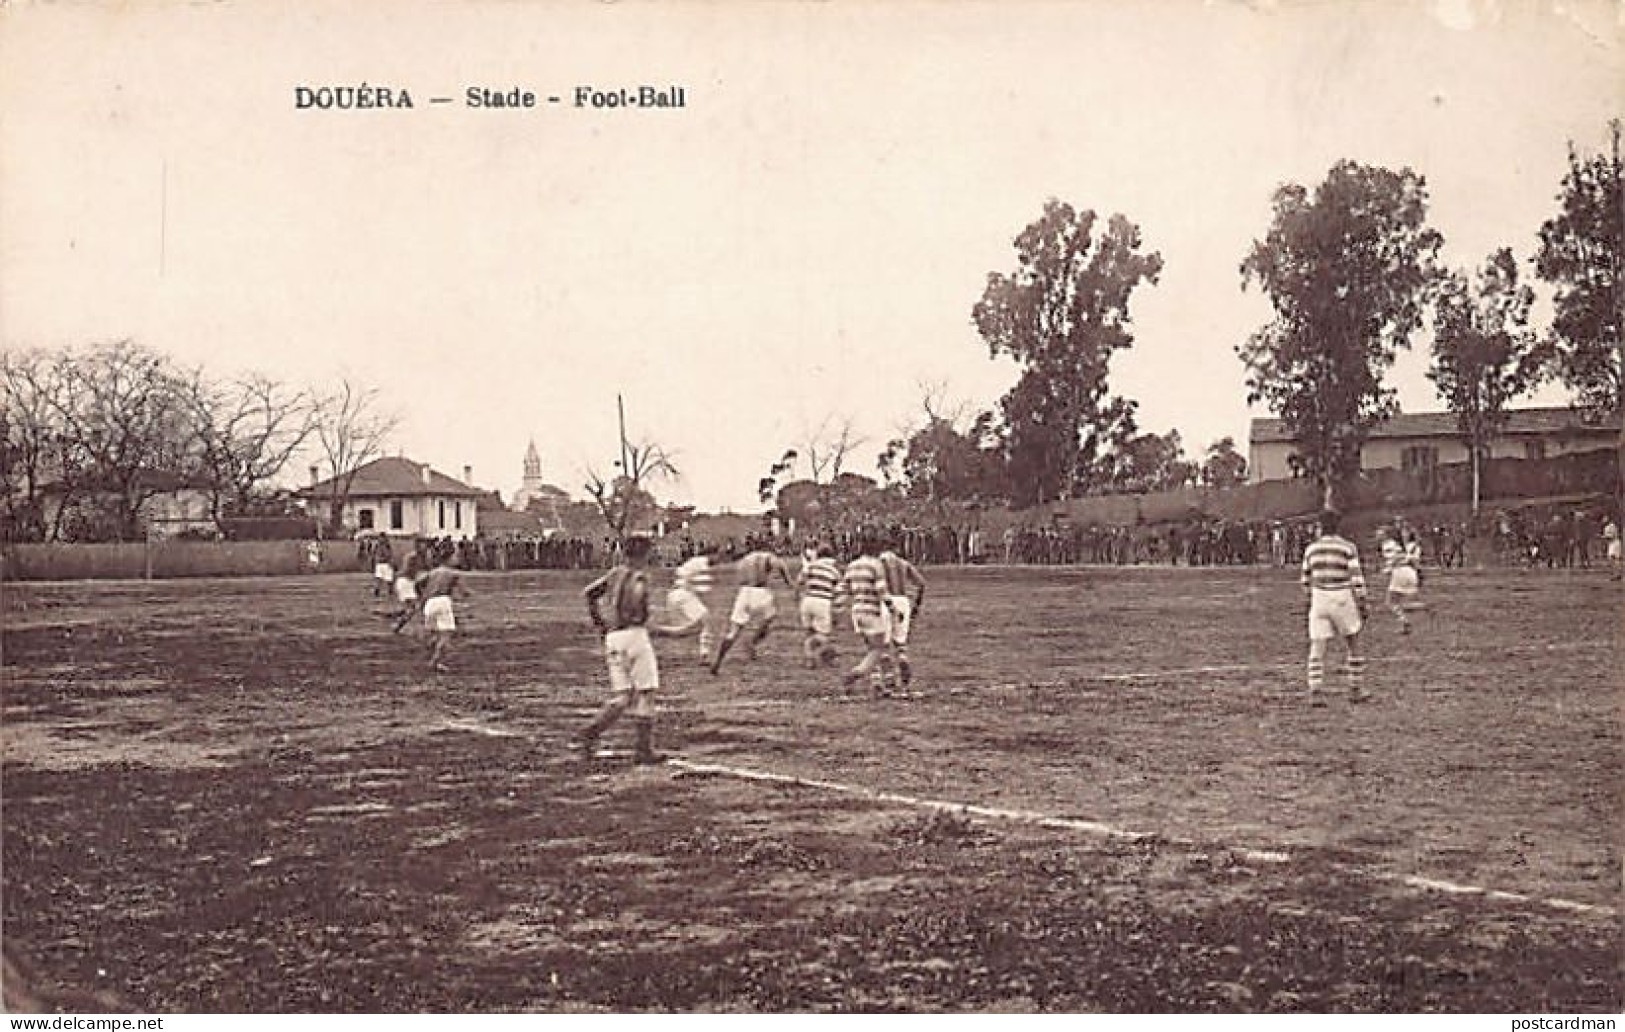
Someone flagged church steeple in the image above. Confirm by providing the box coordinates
[523,439,541,479]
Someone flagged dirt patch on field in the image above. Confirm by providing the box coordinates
[2,568,1619,1012]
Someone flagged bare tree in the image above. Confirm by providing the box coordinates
[0,349,66,541]
[182,370,316,523]
[584,436,679,543]
[799,413,866,484]
[311,379,398,536]
[46,340,196,541]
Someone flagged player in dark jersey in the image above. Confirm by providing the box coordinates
[570,536,697,764]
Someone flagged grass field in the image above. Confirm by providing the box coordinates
[2,565,1620,1013]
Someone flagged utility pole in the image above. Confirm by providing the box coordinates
[617,394,631,477]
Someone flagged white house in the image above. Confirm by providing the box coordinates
[298,456,484,540]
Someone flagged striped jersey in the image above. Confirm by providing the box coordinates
[673,555,714,595]
[799,557,841,601]
[878,550,924,598]
[1379,539,1412,572]
[591,566,650,630]
[1301,535,1366,596]
[839,556,888,618]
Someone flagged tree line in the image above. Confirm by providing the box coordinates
[832,121,1620,517]
[0,340,398,542]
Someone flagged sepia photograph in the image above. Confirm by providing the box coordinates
[1,0,1620,1018]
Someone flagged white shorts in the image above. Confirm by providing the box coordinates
[799,596,833,636]
[730,585,776,627]
[374,562,394,582]
[1307,589,1362,641]
[394,577,419,604]
[1609,540,1622,561]
[1387,567,1419,595]
[422,595,455,633]
[852,608,891,645]
[667,587,708,625]
[886,595,913,646]
[605,627,658,715]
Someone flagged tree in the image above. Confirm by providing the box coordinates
[758,449,798,505]
[797,414,865,484]
[47,340,197,541]
[1428,249,1541,513]
[1535,120,1623,505]
[1104,429,1197,494]
[311,379,398,536]
[1238,161,1443,509]
[0,349,66,541]
[585,436,678,542]
[974,200,1163,506]
[1200,436,1248,489]
[182,371,316,523]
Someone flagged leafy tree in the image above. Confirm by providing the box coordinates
[1200,436,1248,488]
[1535,120,1622,505]
[1428,248,1541,513]
[973,200,1163,506]
[1104,429,1197,493]
[1238,161,1443,509]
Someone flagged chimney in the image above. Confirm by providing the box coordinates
[421,464,432,487]
[308,465,318,486]
[463,464,473,486]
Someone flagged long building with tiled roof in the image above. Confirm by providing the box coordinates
[1248,405,1620,483]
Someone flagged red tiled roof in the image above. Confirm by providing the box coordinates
[298,456,483,499]
[1249,406,1621,444]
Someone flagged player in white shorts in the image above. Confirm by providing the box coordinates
[668,547,718,664]
[877,549,927,685]
[710,549,794,674]
[371,537,395,600]
[416,554,468,673]
[1379,532,1423,634]
[572,536,697,765]
[1301,510,1369,703]
[837,537,898,697]
[390,550,423,633]
[796,543,842,668]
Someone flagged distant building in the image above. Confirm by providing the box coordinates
[1248,405,1621,484]
[297,456,484,539]
[35,470,217,541]
[510,439,571,527]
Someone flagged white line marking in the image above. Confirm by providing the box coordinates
[438,719,520,738]
[668,757,1618,920]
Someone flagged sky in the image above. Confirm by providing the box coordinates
[2,0,1621,511]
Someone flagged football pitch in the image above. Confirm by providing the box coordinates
[2,565,1619,1012]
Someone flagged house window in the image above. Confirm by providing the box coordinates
[454,500,462,530]
[1524,440,1547,461]
[358,509,375,530]
[438,499,446,529]
[390,500,404,530]
[1401,445,1438,473]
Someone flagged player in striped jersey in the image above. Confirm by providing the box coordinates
[572,536,696,764]
[877,549,927,686]
[668,546,718,664]
[838,537,898,697]
[797,543,842,668]
[1301,510,1369,703]
[1379,532,1422,635]
[710,548,795,674]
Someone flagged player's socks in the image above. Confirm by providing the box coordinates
[1347,655,1367,699]
[709,636,735,674]
[632,718,661,764]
